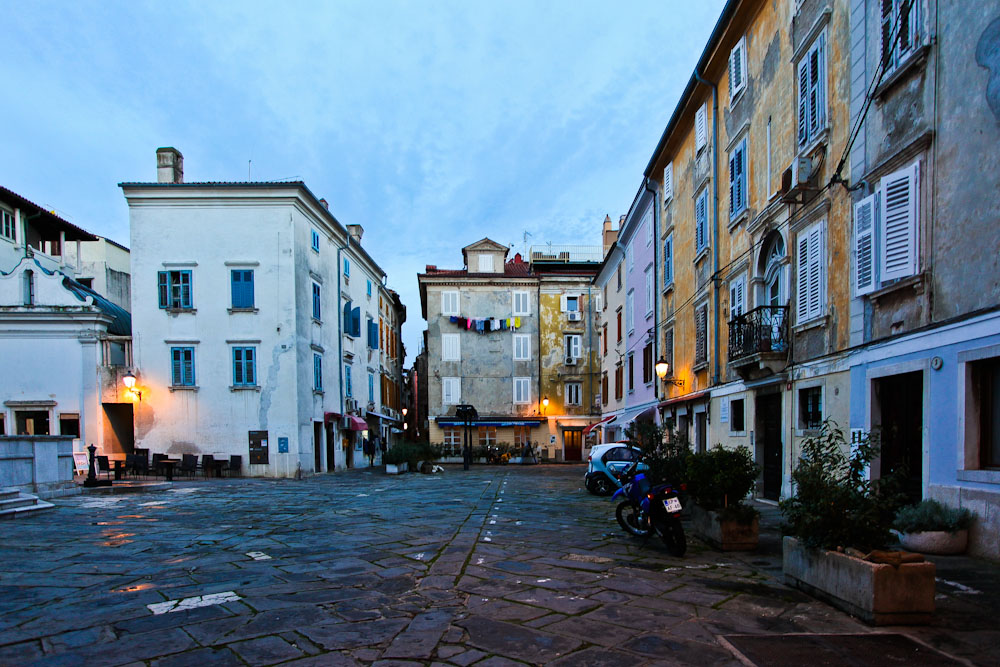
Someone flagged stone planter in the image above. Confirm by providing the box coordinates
[783,536,935,625]
[385,462,408,475]
[898,529,968,555]
[690,504,759,551]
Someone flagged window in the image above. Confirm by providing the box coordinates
[1,208,14,242]
[695,304,708,366]
[311,229,320,252]
[626,290,634,333]
[615,364,623,400]
[513,334,531,361]
[616,264,622,291]
[626,243,634,272]
[729,36,747,100]
[853,161,919,294]
[171,347,195,386]
[566,382,581,406]
[514,425,531,447]
[232,347,256,386]
[695,190,709,253]
[616,308,622,342]
[368,372,375,402]
[478,254,494,272]
[799,386,823,429]
[729,137,748,220]
[729,275,746,321]
[663,328,674,373]
[796,221,825,323]
[58,414,80,437]
[344,363,352,397]
[602,374,609,405]
[312,282,322,320]
[158,270,192,309]
[442,333,460,361]
[312,354,323,392]
[594,292,602,312]
[695,103,708,151]
[602,324,608,356]
[797,32,827,147]
[645,266,653,316]
[443,427,462,449]
[442,377,460,405]
[231,270,254,309]
[627,353,635,392]
[23,269,33,306]
[644,206,653,246]
[513,377,530,404]
[973,358,1000,469]
[367,279,372,298]
[564,295,579,312]
[478,426,497,446]
[881,0,920,73]
[564,334,582,360]
[343,257,350,277]
[730,398,746,432]
[642,342,653,385]
[513,291,530,315]
[367,317,378,349]
[441,290,459,316]
[663,162,674,203]
[663,234,674,288]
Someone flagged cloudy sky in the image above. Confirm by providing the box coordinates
[3,0,724,362]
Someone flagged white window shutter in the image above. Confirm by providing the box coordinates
[880,162,919,281]
[695,104,707,150]
[560,295,568,312]
[797,58,809,146]
[797,232,811,321]
[663,162,673,201]
[729,152,737,218]
[807,224,824,319]
[854,194,878,295]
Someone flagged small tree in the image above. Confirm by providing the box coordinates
[687,445,760,524]
[626,420,690,485]
[780,421,907,552]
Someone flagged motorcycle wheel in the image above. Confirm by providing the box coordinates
[656,517,687,557]
[616,500,651,537]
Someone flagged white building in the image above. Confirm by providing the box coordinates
[63,236,131,311]
[120,147,404,476]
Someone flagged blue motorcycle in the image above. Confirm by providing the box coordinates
[612,462,686,557]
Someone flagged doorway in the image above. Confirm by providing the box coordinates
[345,432,355,468]
[102,403,134,455]
[326,423,337,471]
[874,371,924,504]
[314,421,323,472]
[564,429,582,461]
[15,410,50,435]
[757,393,782,501]
[695,412,707,454]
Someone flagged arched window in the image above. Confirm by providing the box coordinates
[23,269,34,306]
[759,233,786,307]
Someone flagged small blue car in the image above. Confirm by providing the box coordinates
[585,442,647,496]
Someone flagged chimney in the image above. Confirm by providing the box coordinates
[346,224,364,244]
[425,265,437,272]
[319,198,329,210]
[156,147,183,184]
[602,214,619,256]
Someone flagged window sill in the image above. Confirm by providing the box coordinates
[798,127,830,159]
[956,469,1000,484]
[694,247,710,265]
[729,208,750,231]
[169,385,199,392]
[164,308,196,314]
[314,390,325,396]
[663,281,675,294]
[312,318,322,325]
[868,273,925,303]
[228,307,258,314]
[875,44,932,102]
[728,430,747,437]
[793,314,828,334]
[693,360,709,372]
[230,385,261,392]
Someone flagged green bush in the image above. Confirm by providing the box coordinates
[382,441,437,468]
[780,421,907,552]
[894,499,974,534]
[625,420,690,485]
[687,445,760,523]
[382,444,409,466]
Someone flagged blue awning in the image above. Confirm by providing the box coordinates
[435,417,544,427]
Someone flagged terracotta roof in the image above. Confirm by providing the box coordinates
[422,259,533,278]
[0,185,97,242]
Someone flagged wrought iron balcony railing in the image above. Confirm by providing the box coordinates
[728,306,789,362]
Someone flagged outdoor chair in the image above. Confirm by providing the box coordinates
[124,454,136,478]
[225,455,242,477]
[151,453,167,477]
[200,454,216,478]
[133,451,150,478]
[179,454,198,478]
[96,455,112,480]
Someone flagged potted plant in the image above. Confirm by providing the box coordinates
[894,499,974,555]
[780,422,933,625]
[686,445,760,551]
[627,420,690,489]
[383,444,411,474]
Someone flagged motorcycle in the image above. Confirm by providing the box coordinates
[611,462,686,557]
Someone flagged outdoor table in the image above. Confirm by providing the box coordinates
[209,459,226,478]
[114,460,125,480]
[161,458,179,481]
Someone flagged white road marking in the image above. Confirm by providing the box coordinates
[938,578,982,594]
[536,579,550,583]
[489,520,496,525]
[168,488,201,494]
[139,501,166,507]
[245,552,271,561]
[147,591,241,615]
[482,537,492,542]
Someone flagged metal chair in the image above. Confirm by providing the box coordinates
[96,455,112,480]
[179,454,198,478]
[200,454,216,478]
[225,455,242,477]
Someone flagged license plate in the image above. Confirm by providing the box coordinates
[663,497,682,513]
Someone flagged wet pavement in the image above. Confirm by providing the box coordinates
[0,465,997,666]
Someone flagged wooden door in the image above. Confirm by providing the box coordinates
[758,393,782,501]
[564,430,582,461]
[876,371,923,504]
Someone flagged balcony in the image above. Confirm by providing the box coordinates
[728,306,789,379]
[529,245,603,263]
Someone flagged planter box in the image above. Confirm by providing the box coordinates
[899,529,968,555]
[783,536,935,625]
[385,462,408,475]
[691,504,759,551]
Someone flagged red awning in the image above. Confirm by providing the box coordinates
[658,390,709,408]
[346,416,368,431]
[324,412,341,424]
[582,415,615,436]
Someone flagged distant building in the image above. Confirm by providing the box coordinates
[121,147,405,477]
[64,236,131,311]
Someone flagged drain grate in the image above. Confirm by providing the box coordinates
[721,633,964,666]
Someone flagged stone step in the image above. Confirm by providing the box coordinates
[0,496,40,511]
[0,487,20,501]
[0,491,55,520]
[0,500,55,520]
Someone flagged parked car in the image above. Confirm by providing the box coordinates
[585,442,646,496]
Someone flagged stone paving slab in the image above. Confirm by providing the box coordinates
[0,466,995,665]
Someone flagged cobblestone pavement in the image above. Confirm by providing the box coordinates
[0,465,997,666]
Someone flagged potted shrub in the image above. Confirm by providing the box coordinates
[383,444,411,474]
[894,499,974,555]
[627,420,690,488]
[780,422,933,625]
[686,445,760,551]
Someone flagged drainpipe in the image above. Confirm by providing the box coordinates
[336,237,350,420]
[643,177,659,403]
[536,281,543,443]
[694,67,722,387]
[586,285,594,419]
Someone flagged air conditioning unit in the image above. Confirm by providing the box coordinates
[565,356,577,366]
[345,397,358,412]
[568,312,582,322]
[341,416,352,429]
[781,157,814,199]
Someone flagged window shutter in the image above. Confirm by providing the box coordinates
[880,162,919,281]
[664,328,673,368]
[171,349,182,385]
[158,271,168,308]
[183,349,194,385]
[245,348,255,384]
[797,232,811,321]
[797,58,809,146]
[729,152,737,218]
[663,161,673,201]
[807,224,824,319]
[696,192,707,251]
[244,271,254,307]
[234,348,243,385]
[881,0,895,67]
[352,306,361,337]
[180,271,192,308]
[663,235,673,286]
[560,295,568,312]
[817,33,827,129]
[854,194,878,295]
[695,104,707,150]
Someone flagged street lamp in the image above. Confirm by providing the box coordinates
[655,358,683,387]
[122,372,142,400]
[402,407,408,417]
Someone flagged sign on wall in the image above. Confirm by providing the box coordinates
[278,437,289,454]
[249,430,269,464]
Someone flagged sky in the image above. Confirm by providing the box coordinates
[3,0,726,363]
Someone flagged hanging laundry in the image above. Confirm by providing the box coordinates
[450,316,458,323]
[514,317,521,329]
[467,318,473,330]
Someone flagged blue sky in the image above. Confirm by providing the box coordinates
[3,0,725,362]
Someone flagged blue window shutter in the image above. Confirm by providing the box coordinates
[233,348,243,385]
[246,271,254,307]
[231,271,239,307]
[180,271,192,308]
[184,348,194,385]
[352,307,361,337]
[158,272,168,308]
[246,347,255,384]
[171,348,181,385]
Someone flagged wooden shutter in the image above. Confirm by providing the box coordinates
[797,57,809,145]
[171,348,182,385]
[663,235,673,287]
[730,276,745,320]
[797,231,811,321]
[560,295,568,312]
[158,271,168,308]
[729,140,745,218]
[233,348,244,385]
[695,306,707,364]
[729,37,746,98]
[880,162,919,281]
[696,192,707,251]
[695,104,707,150]
[881,0,895,67]
[854,194,878,295]
[664,328,673,369]
[807,224,824,319]
[245,348,255,384]
[179,271,192,308]
[663,161,673,201]
[182,348,194,385]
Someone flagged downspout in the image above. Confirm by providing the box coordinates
[536,280,543,441]
[336,237,350,419]
[694,67,722,387]
[643,177,659,403]
[587,285,594,419]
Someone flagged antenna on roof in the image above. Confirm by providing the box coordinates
[248,159,251,181]
[522,230,533,258]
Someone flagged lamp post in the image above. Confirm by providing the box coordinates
[455,404,478,471]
